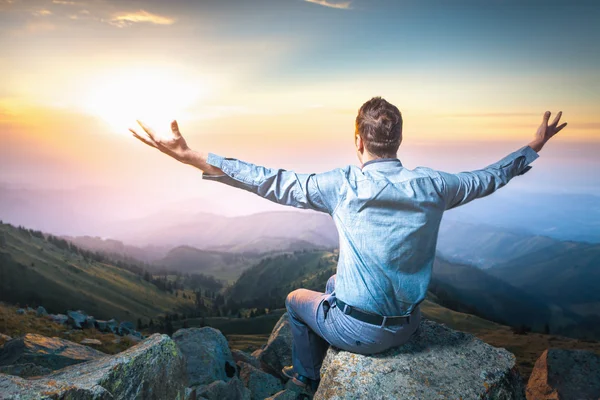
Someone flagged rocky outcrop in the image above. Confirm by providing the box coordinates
[238,361,284,399]
[48,313,68,325]
[0,333,187,399]
[0,363,51,378]
[194,376,252,400]
[35,306,47,317]
[258,313,293,377]
[526,348,600,400]
[0,333,105,370]
[232,348,262,369]
[173,327,237,387]
[314,318,526,400]
[0,334,11,348]
[67,310,87,329]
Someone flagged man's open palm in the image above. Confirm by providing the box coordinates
[130,120,191,163]
[535,111,567,144]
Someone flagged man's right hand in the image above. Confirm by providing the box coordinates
[528,111,567,152]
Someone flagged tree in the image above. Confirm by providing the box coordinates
[137,318,144,330]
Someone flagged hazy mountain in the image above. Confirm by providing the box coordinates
[443,191,600,243]
[156,245,262,283]
[436,219,559,268]
[487,242,600,314]
[105,210,339,251]
[62,235,171,263]
[430,255,582,333]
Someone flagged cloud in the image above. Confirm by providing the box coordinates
[108,9,175,27]
[32,9,53,16]
[52,0,82,4]
[304,0,352,10]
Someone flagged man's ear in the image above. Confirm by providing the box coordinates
[355,134,364,152]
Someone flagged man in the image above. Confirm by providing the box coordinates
[131,97,566,393]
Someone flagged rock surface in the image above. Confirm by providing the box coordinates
[0,333,12,348]
[80,338,103,346]
[314,318,526,400]
[0,333,105,370]
[238,361,284,400]
[35,306,47,317]
[232,349,261,369]
[0,363,51,378]
[67,309,87,329]
[173,327,237,387]
[526,348,600,400]
[0,333,187,399]
[258,313,293,377]
[195,376,251,400]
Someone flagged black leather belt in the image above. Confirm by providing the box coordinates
[334,298,412,327]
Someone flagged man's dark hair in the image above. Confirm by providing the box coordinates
[355,97,403,158]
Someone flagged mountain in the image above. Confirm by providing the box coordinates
[487,242,600,315]
[62,235,171,264]
[443,191,600,243]
[430,255,582,333]
[156,245,261,283]
[106,211,339,251]
[436,219,559,268]
[0,222,194,322]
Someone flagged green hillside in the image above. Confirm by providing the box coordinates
[0,222,196,322]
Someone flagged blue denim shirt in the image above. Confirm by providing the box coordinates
[202,145,539,316]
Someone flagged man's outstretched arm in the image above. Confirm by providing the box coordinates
[434,111,567,210]
[129,120,341,214]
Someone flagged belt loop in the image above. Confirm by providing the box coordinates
[380,315,387,328]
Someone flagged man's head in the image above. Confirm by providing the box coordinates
[354,97,403,163]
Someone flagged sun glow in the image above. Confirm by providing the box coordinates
[82,67,212,134]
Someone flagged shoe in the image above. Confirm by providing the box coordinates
[281,366,320,392]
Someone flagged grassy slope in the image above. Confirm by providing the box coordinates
[0,223,195,322]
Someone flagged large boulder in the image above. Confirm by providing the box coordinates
[258,313,293,377]
[314,318,526,400]
[0,333,187,399]
[0,333,105,370]
[232,349,261,369]
[0,333,11,348]
[35,306,47,317]
[195,376,251,400]
[526,348,600,399]
[67,309,88,329]
[173,327,236,387]
[238,361,284,400]
[0,363,51,378]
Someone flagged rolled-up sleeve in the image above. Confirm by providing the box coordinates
[201,153,343,214]
[433,145,539,210]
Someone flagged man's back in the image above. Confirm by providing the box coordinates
[202,144,539,316]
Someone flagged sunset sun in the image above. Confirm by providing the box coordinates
[83,67,211,133]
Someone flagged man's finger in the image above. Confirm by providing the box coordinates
[130,128,158,149]
[555,122,568,133]
[171,120,182,138]
[550,111,562,126]
[543,111,551,122]
[137,120,157,141]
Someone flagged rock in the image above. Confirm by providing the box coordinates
[526,348,600,400]
[16,308,25,315]
[0,333,12,348]
[195,376,251,400]
[0,363,52,378]
[120,321,135,335]
[314,318,526,400]
[84,315,96,329]
[107,318,119,334]
[265,389,304,400]
[258,313,292,377]
[173,327,237,387]
[0,333,187,399]
[36,306,48,317]
[26,307,35,313]
[67,309,88,329]
[232,349,261,369]
[251,348,263,359]
[238,361,284,400]
[126,334,142,343]
[48,313,68,325]
[0,333,105,370]
[80,338,102,346]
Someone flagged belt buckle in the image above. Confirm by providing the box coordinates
[342,303,353,315]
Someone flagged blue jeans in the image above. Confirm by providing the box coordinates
[285,274,422,380]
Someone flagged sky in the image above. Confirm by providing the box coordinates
[0,0,599,227]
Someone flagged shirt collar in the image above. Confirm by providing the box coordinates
[361,157,403,172]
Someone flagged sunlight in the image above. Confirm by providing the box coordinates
[82,67,211,135]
